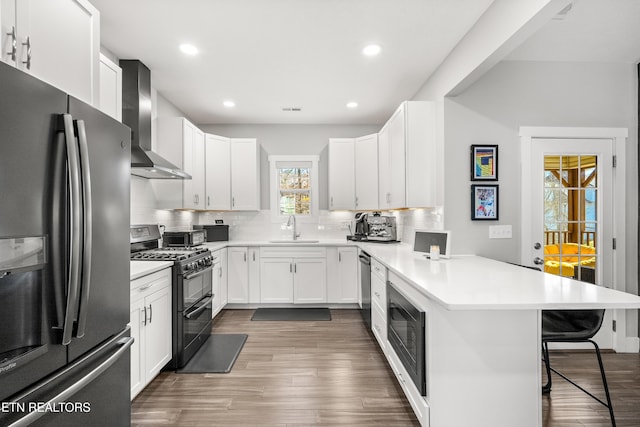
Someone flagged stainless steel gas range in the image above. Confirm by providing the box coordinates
[130,225,214,369]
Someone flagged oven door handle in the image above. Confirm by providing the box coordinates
[184,294,214,320]
[183,265,213,280]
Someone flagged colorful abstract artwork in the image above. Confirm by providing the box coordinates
[471,184,499,220]
[470,145,498,181]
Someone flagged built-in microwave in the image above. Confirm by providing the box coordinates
[387,282,426,396]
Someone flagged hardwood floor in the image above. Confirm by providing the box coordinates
[131,309,418,426]
[132,309,640,426]
[542,350,640,426]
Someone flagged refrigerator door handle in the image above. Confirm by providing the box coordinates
[61,114,83,346]
[8,335,134,427]
[75,119,92,339]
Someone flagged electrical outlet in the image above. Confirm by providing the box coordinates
[489,225,512,239]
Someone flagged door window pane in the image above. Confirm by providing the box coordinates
[543,154,598,283]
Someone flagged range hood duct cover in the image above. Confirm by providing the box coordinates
[120,59,190,179]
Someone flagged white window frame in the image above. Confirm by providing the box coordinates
[269,155,320,223]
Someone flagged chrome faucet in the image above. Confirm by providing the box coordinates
[287,215,300,240]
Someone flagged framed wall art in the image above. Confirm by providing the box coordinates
[471,184,499,221]
[470,144,498,181]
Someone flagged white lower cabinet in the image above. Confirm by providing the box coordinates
[327,247,358,303]
[211,249,225,318]
[293,258,326,303]
[227,246,259,303]
[370,258,387,351]
[259,246,327,304]
[130,268,172,400]
[227,247,249,303]
[387,343,429,426]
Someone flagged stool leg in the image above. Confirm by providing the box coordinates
[590,340,615,427]
[542,341,552,394]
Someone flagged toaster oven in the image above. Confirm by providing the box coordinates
[162,229,207,247]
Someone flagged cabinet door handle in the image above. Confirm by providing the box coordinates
[294,263,297,273]
[290,263,292,273]
[330,196,333,208]
[22,36,31,70]
[232,197,235,208]
[355,196,358,207]
[338,252,342,262]
[244,252,247,262]
[148,304,153,323]
[207,196,211,206]
[253,251,255,262]
[142,306,147,326]
[7,26,16,61]
[374,291,380,297]
[219,267,223,277]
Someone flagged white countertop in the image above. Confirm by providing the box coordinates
[134,239,640,311]
[130,260,173,281]
[358,242,640,311]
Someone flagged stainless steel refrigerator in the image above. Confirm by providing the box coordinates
[0,60,132,426]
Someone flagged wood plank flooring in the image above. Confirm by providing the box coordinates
[131,309,418,426]
[131,309,640,426]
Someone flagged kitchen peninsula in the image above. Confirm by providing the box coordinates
[178,240,640,427]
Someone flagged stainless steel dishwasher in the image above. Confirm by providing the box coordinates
[359,251,372,330]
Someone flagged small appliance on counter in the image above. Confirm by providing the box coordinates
[347,212,369,241]
[194,223,229,242]
[162,229,207,247]
[347,212,398,242]
[366,214,397,242]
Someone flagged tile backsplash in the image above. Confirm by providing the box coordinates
[131,176,444,243]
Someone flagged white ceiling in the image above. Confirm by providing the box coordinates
[506,0,640,63]
[91,0,494,125]
[92,0,640,126]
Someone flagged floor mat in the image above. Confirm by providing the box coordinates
[176,334,247,374]
[251,307,331,321]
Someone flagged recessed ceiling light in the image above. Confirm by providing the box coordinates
[223,100,236,108]
[346,102,358,109]
[179,44,198,55]
[363,44,381,56]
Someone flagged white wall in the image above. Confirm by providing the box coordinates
[438,59,638,336]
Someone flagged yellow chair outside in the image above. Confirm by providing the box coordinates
[543,243,596,277]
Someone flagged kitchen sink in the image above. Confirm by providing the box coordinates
[268,239,320,244]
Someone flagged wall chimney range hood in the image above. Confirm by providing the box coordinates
[120,60,191,179]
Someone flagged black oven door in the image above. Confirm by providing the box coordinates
[387,283,426,396]
[177,267,213,367]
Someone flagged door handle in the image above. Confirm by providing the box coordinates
[22,36,31,69]
[75,120,92,339]
[533,257,544,265]
[7,26,16,61]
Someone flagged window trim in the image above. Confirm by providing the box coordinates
[269,155,319,223]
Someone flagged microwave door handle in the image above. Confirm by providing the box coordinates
[61,114,82,346]
[74,120,92,339]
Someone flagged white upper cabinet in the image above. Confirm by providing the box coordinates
[328,138,356,210]
[205,134,231,210]
[1,0,100,105]
[98,53,121,121]
[230,138,260,211]
[377,124,391,210]
[354,134,378,211]
[182,123,206,209]
[154,117,206,210]
[378,101,438,209]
